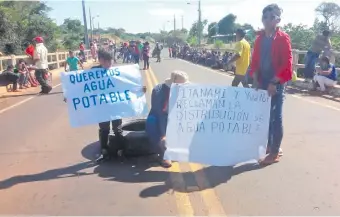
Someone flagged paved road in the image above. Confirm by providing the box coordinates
[0,54,340,215]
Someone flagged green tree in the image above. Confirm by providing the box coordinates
[189,19,208,37]
[214,40,224,49]
[218,14,237,35]
[187,36,198,46]
[282,23,315,50]
[315,2,340,31]
[60,19,84,50]
[0,1,59,54]
[208,22,218,38]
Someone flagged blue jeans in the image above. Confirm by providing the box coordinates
[267,87,284,154]
[123,53,129,63]
[304,51,319,79]
[19,73,28,86]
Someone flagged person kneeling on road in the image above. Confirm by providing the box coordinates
[64,49,147,163]
[312,56,337,92]
[146,70,189,168]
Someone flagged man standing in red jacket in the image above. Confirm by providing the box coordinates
[249,4,292,165]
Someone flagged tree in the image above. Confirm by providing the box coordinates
[0,1,59,54]
[214,40,224,49]
[208,22,218,38]
[315,2,340,31]
[282,23,315,50]
[187,36,198,46]
[60,19,83,50]
[189,19,208,37]
[218,14,237,35]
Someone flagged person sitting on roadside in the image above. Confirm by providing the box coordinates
[19,60,38,87]
[15,60,30,89]
[2,65,20,92]
[65,50,84,72]
[146,70,189,168]
[312,56,337,92]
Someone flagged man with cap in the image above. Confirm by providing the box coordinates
[249,4,292,165]
[146,70,189,168]
[33,36,52,94]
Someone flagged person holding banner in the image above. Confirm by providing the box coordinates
[146,70,189,168]
[249,4,292,165]
[63,49,147,163]
[94,49,147,163]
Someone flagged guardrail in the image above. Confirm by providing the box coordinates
[0,50,91,71]
[196,46,340,73]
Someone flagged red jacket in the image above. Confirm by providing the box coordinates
[249,28,293,84]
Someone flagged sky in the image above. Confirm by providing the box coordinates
[46,0,340,34]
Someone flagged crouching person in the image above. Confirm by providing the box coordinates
[313,56,337,92]
[146,70,189,168]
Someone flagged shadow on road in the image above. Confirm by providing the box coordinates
[80,141,263,198]
[0,142,263,198]
[0,161,96,190]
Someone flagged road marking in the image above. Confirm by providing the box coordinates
[0,83,62,115]
[148,67,159,87]
[146,67,194,216]
[168,162,195,216]
[148,66,226,216]
[189,163,226,216]
[178,59,340,112]
[290,94,340,112]
[144,68,153,95]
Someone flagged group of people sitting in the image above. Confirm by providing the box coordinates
[0,60,40,92]
[1,36,52,93]
[179,47,236,71]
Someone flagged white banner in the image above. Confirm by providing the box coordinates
[61,64,148,127]
[165,84,271,166]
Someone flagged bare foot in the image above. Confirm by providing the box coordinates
[259,153,280,165]
[160,159,172,168]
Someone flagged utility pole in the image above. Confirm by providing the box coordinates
[82,0,89,47]
[198,0,202,46]
[89,7,92,43]
[181,15,184,30]
[97,22,100,40]
[173,14,176,33]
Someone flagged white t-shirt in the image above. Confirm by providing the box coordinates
[34,43,48,69]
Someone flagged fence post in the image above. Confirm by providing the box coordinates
[56,51,60,68]
[292,50,299,72]
[330,51,336,64]
[10,55,16,67]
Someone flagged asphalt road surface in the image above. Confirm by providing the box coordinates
[0,53,339,215]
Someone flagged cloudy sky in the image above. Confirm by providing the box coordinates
[47,0,340,33]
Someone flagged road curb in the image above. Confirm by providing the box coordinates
[180,59,340,98]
